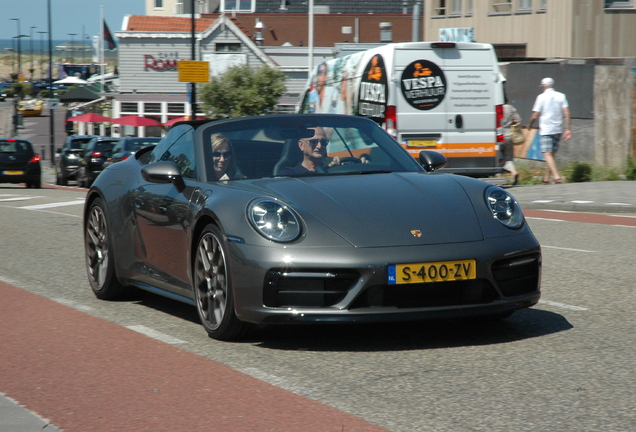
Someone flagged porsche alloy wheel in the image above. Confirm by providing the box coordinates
[85,198,125,299]
[194,224,249,341]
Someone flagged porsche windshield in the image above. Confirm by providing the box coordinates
[198,115,423,181]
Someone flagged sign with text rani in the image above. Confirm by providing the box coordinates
[178,60,210,83]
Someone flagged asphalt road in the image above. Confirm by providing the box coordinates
[1,182,635,431]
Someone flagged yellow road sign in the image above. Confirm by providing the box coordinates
[178,60,210,83]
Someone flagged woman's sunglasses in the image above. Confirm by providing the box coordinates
[212,151,232,158]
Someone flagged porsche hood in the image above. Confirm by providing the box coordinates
[250,173,484,248]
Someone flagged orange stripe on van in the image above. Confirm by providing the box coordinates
[403,142,497,158]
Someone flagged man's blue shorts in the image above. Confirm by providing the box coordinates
[540,134,562,153]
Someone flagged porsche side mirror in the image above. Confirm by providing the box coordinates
[418,150,447,173]
[141,161,186,192]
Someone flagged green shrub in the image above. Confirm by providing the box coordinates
[568,161,593,183]
[627,156,636,181]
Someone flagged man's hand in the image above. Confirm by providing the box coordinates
[327,156,341,168]
[563,130,572,141]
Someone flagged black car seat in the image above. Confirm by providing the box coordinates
[273,138,303,176]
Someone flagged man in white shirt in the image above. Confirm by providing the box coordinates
[527,77,571,184]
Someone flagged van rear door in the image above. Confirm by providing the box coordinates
[395,42,502,177]
[394,44,447,151]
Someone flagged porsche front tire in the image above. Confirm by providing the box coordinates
[193,224,250,341]
[85,198,126,300]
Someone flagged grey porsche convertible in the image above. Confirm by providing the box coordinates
[84,114,541,341]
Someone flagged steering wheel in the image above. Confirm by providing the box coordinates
[339,157,362,164]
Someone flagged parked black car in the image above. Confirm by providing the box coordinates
[76,137,120,188]
[0,138,41,188]
[103,137,161,168]
[55,135,98,185]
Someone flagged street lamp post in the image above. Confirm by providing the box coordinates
[47,0,55,165]
[68,33,77,62]
[30,26,37,80]
[10,18,22,80]
[38,31,47,79]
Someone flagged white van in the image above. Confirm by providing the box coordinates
[297,42,507,177]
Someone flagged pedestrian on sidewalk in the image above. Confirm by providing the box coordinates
[526,77,571,184]
[502,97,521,185]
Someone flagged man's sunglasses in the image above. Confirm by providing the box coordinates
[212,151,232,158]
[303,138,329,147]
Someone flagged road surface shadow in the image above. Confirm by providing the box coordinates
[250,308,572,352]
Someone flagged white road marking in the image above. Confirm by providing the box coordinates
[240,367,311,396]
[0,196,40,202]
[19,200,85,210]
[606,203,633,206]
[526,217,565,222]
[539,299,588,311]
[571,200,594,204]
[532,200,554,203]
[612,225,636,229]
[53,297,95,312]
[126,325,187,345]
[0,203,83,217]
[0,275,19,285]
[542,245,596,253]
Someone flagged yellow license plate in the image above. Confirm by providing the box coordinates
[407,139,437,147]
[388,260,476,284]
[3,170,24,175]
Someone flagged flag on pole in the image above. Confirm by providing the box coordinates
[103,20,117,50]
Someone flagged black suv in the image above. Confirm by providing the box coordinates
[55,135,98,185]
[76,137,120,188]
[103,137,161,169]
[0,138,42,188]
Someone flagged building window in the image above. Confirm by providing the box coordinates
[154,0,163,8]
[491,1,512,13]
[121,102,139,113]
[537,0,546,10]
[215,43,242,52]
[466,0,473,15]
[220,0,255,13]
[519,0,532,10]
[450,0,462,15]
[605,0,632,7]
[168,103,186,114]
[434,0,447,16]
[144,103,162,114]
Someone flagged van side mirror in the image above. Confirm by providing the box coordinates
[418,150,447,173]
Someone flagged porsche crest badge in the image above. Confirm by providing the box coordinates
[410,230,422,237]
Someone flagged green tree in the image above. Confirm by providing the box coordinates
[200,64,286,119]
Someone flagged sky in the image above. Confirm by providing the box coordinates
[1,0,146,42]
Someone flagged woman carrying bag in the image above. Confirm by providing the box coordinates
[501,98,524,185]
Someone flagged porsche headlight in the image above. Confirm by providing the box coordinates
[485,186,524,229]
[247,198,301,242]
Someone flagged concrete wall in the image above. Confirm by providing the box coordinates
[594,64,634,167]
[501,59,635,169]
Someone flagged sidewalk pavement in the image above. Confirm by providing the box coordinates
[0,393,62,432]
[505,180,636,214]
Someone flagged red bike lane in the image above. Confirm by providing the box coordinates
[0,281,389,432]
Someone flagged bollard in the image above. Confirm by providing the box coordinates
[41,145,46,160]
